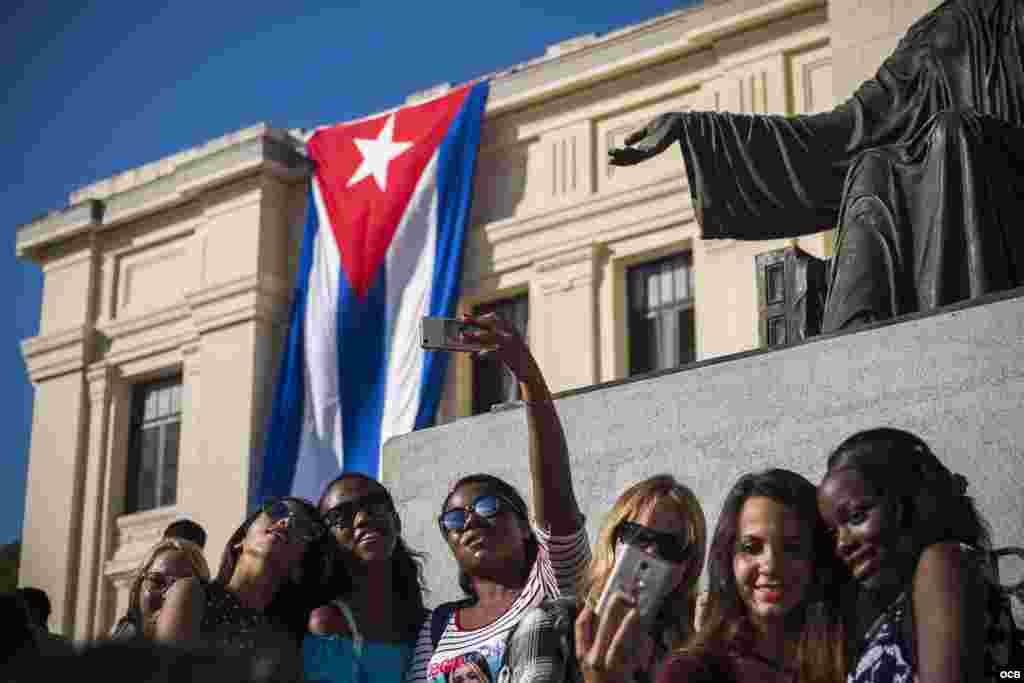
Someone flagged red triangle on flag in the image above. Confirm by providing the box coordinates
[307,86,471,300]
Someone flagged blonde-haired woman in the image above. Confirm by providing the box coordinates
[110,537,210,641]
[501,474,707,683]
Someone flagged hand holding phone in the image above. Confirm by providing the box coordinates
[420,317,487,352]
[595,542,676,629]
[576,592,652,683]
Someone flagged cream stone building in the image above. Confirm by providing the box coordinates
[16,0,941,640]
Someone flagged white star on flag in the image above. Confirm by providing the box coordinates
[347,114,413,192]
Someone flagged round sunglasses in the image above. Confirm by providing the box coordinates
[261,499,326,544]
[322,490,395,530]
[438,493,523,533]
[615,520,692,564]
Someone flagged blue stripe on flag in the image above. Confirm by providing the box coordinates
[258,191,318,503]
[415,81,490,430]
[337,267,388,478]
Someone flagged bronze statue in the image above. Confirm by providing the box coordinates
[610,0,1024,333]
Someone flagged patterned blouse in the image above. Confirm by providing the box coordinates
[200,580,297,654]
[848,546,1016,683]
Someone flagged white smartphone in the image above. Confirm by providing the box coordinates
[595,543,676,628]
[420,317,486,352]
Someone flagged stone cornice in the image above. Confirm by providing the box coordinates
[21,325,91,383]
[535,243,607,274]
[16,130,311,259]
[105,506,179,577]
[87,274,289,364]
[97,303,192,342]
[482,172,691,247]
[486,0,826,116]
[14,0,824,260]
[185,272,291,334]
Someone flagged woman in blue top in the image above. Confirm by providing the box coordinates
[304,472,427,683]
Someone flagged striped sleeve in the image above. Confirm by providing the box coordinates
[533,522,591,600]
[403,611,434,683]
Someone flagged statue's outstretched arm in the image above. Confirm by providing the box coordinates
[607,112,684,166]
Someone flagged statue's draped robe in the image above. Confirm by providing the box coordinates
[675,0,1024,331]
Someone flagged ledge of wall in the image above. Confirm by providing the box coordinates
[384,288,1024,608]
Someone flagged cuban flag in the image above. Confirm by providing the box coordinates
[259,82,489,502]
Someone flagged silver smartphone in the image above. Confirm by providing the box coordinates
[420,317,486,352]
[595,543,676,628]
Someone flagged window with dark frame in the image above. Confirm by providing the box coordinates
[627,252,696,376]
[126,377,183,514]
[472,295,529,415]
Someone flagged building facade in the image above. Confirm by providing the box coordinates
[16,0,941,639]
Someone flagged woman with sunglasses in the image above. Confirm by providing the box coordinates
[110,537,210,641]
[155,496,325,662]
[500,474,706,683]
[404,313,590,683]
[303,472,427,682]
[651,469,846,683]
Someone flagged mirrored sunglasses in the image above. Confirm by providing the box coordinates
[323,491,395,530]
[439,493,521,532]
[616,520,691,563]
[262,499,325,543]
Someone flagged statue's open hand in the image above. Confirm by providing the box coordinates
[607,112,684,166]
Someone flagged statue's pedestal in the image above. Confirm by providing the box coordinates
[385,287,1024,609]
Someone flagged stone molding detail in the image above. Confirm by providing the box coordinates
[487,0,825,116]
[536,244,606,295]
[185,272,291,335]
[87,272,289,365]
[105,507,179,578]
[181,340,203,378]
[86,364,118,404]
[16,131,310,258]
[740,70,770,114]
[21,325,91,383]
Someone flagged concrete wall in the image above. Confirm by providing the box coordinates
[384,290,1024,612]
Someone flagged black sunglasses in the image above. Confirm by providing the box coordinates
[261,499,326,543]
[439,493,523,533]
[615,520,692,563]
[323,491,394,530]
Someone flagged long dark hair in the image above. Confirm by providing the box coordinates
[826,427,991,552]
[318,473,427,640]
[217,496,324,641]
[680,468,845,683]
[440,473,538,601]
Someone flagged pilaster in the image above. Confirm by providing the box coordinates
[72,364,117,640]
[532,244,606,391]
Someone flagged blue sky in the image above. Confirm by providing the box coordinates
[1,1,697,546]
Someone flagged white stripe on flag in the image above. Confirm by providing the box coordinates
[378,153,441,474]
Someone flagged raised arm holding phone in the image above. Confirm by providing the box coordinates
[404,313,590,683]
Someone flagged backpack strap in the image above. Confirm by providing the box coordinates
[332,598,364,657]
[430,598,475,651]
